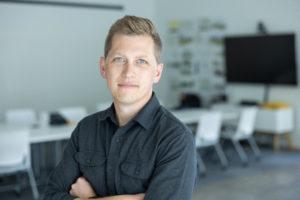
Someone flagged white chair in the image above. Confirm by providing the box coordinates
[0,127,39,199]
[96,102,112,111]
[222,107,261,165]
[195,111,228,175]
[58,106,87,124]
[5,108,37,127]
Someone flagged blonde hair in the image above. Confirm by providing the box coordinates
[104,15,162,62]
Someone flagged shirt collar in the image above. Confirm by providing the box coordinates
[98,103,118,125]
[98,92,161,129]
[133,92,161,130]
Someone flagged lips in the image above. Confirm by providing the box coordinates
[118,83,139,88]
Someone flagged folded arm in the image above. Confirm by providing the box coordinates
[74,193,144,200]
[70,176,144,200]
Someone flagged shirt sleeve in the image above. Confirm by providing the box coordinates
[43,125,81,200]
[144,129,197,200]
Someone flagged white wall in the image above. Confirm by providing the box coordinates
[0,0,156,120]
[2,0,300,148]
[155,0,300,148]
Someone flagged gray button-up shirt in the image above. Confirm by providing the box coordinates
[44,93,197,200]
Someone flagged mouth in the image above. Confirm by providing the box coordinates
[118,83,139,88]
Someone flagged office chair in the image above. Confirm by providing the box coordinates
[5,108,37,127]
[0,127,39,199]
[221,107,261,166]
[195,111,228,175]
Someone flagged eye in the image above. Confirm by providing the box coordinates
[113,57,124,62]
[137,59,147,64]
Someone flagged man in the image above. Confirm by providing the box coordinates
[44,15,196,200]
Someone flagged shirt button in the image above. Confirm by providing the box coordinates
[87,159,91,163]
[116,138,120,143]
[135,170,140,175]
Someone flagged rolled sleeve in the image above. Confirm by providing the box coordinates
[144,130,197,200]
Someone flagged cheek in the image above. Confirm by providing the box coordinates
[106,68,118,79]
[104,71,115,85]
[142,72,156,85]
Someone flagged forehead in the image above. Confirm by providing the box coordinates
[108,34,155,57]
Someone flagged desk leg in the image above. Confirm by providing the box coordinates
[31,144,40,178]
[284,132,293,151]
[273,135,280,152]
[273,132,293,152]
[54,141,62,166]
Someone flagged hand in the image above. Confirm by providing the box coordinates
[133,193,145,200]
[69,176,96,198]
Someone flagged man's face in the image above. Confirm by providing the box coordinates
[100,34,163,106]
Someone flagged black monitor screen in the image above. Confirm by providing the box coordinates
[224,34,297,85]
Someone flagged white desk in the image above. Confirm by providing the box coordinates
[1,124,75,179]
[0,124,75,144]
[171,108,238,124]
[30,125,75,144]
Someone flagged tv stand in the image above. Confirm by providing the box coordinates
[263,84,270,103]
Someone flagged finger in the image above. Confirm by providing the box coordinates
[70,183,78,192]
[136,193,145,199]
[78,176,86,183]
[74,177,80,183]
[69,188,74,196]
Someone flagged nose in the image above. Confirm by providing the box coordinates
[122,61,135,78]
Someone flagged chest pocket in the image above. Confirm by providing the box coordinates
[121,161,153,179]
[75,151,106,195]
[119,160,153,194]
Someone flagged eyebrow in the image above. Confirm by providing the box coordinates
[135,55,151,60]
[109,53,150,59]
[109,53,125,57]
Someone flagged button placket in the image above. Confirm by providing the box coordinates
[106,127,125,195]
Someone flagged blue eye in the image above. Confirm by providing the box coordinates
[138,59,146,64]
[114,57,124,62]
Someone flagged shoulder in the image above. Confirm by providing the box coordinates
[70,110,109,148]
[76,112,99,128]
[78,108,112,127]
[157,106,191,133]
[71,111,104,138]
[154,106,194,144]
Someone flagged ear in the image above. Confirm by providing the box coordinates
[153,63,163,83]
[100,57,107,79]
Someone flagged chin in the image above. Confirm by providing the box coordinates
[115,95,138,105]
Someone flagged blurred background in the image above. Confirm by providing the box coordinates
[0,0,300,199]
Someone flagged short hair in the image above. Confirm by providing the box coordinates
[104,15,162,63]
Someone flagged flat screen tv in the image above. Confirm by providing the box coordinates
[224,34,297,85]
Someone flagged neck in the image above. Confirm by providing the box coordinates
[114,93,152,127]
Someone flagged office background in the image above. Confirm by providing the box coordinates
[0,0,300,148]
